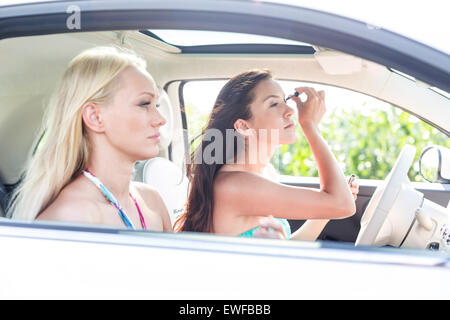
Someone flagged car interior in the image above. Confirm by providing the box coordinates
[0,179,7,217]
[0,29,449,246]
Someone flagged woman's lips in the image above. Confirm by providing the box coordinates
[284,122,295,129]
[148,133,160,141]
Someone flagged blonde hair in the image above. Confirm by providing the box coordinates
[7,46,148,220]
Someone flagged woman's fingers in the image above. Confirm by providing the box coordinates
[294,87,325,104]
[293,87,326,127]
[253,227,285,239]
[295,87,316,101]
[350,180,359,200]
[256,216,287,239]
[318,90,325,100]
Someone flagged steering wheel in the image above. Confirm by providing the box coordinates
[355,145,417,246]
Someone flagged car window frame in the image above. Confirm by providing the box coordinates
[1,0,448,92]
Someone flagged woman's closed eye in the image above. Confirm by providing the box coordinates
[270,101,279,108]
[139,101,160,109]
[139,101,151,108]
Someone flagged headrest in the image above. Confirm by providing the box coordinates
[143,157,189,225]
[157,88,174,149]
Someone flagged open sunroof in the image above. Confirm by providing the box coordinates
[141,29,315,54]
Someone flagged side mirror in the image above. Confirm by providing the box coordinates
[419,145,450,183]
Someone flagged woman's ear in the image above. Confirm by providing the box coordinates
[82,102,104,133]
[234,119,254,137]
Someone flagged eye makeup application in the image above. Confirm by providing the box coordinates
[285,91,299,102]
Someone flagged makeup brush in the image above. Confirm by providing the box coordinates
[285,91,299,102]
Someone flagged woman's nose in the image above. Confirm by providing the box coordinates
[284,104,295,119]
[152,107,167,127]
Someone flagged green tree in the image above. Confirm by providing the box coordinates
[271,105,450,181]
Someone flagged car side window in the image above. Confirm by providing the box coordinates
[183,80,450,181]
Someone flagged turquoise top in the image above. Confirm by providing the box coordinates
[239,218,291,239]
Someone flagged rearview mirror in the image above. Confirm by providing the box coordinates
[419,145,450,183]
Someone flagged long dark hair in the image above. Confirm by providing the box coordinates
[175,69,272,233]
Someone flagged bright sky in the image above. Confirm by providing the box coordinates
[150,29,310,46]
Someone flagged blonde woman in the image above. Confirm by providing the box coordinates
[7,46,172,231]
[8,47,287,238]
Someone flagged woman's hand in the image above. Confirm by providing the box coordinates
[291,87,326,128]
[349,178,359,201]
[253,216,287,239]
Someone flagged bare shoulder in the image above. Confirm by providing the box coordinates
[213,170,294,219]
[37,186,100,224]
[214,170,274,197]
